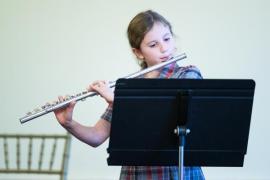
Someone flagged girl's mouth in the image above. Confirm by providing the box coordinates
[160,56,171,62]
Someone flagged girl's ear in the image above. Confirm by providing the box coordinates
[132,48,144,60]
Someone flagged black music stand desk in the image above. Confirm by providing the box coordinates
[107,79,255,179]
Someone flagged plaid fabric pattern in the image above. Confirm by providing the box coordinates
[119,166,204,180]
[101,105,113,123]
[101,63,205,180]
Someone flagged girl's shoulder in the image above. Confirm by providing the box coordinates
[174,65,203,79]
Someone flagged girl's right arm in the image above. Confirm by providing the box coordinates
[54,80,113,147]
[54,97,111,148]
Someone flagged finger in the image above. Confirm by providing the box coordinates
[92,80,102,86]
[87,80,101,91]
[105,81,111,87]
[64,100,76,111]
[90,84,99,91]
[87,85,93,92]
[69,100,76,108]
[64,95,72,101]
[58,96,64,102]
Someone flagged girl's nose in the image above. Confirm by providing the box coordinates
[159,43,168,53]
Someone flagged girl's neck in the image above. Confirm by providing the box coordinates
[144,70,160,78]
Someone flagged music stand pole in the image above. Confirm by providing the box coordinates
[175,126,190,180]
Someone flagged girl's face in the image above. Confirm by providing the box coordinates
[133,22,176,67]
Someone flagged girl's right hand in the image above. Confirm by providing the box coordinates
[53,96,76,128]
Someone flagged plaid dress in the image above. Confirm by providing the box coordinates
[101,62,205,180]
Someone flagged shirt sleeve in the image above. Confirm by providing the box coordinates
[100,105,113,122]
[177,65,203,79]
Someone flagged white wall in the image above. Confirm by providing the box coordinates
[0,0,269,179]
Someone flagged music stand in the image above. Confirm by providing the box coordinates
[107,79,255,180]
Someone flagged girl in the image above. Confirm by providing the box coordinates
[54,10,205,180]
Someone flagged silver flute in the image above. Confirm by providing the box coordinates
[19,53,187,124]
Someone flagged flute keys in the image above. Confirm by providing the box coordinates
[34,108,41,113]
[26,111,32,116]
[81,91,88,101]
[51,100,58,106]
[44,102,52,108]
[64,95,72,101]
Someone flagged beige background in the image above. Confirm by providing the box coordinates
[0,0,269,179]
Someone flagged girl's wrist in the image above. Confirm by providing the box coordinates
[107,96,114,105]
[62,119,75,130]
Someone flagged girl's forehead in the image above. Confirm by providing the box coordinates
[143,22,171,42]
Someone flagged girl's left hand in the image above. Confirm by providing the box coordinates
[88,80,114,105]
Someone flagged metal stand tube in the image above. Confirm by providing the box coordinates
[175,126,190,180]
[179,143,184,180]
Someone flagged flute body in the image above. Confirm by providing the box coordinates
[19,53,186,124]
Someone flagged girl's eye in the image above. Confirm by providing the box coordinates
[164,37,171,41]
[149,43,157,48]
